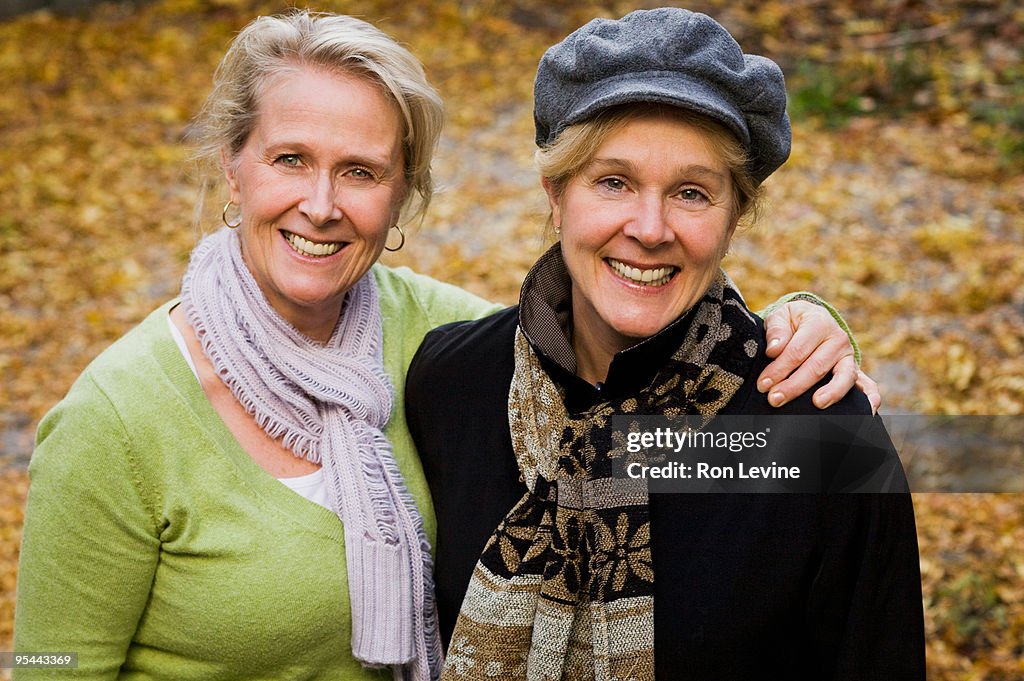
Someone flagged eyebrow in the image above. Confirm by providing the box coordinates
[262,138,399,172]
[590,157,727,184]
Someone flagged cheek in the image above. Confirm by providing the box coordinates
[236,173,295,219]
[368,223,392,250]
[559,228,602,273]
[703,239,728,264]
[374,187,408,230]
[689,223,733,262]
[558,204,605,253]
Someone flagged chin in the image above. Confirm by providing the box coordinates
[623,301,687,327]
[609,316,674,342]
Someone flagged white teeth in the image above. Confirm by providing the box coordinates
[284,231,342,257]
[608,259,676,287]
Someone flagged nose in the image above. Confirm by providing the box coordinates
[299,171,343,226]
[622,193,675,248]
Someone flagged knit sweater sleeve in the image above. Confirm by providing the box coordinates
[373,264,504,331]
[757,291,861,365]
[14,372,161,679]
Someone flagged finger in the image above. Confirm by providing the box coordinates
[757,320,825,394]
[809,355,860,410]
[855,369,882,415]
[768,342,852,407]
[762,304,796,359]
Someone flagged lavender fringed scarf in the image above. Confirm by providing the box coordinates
[181,228,442,681]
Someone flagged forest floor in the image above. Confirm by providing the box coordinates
[1,1,1022,678]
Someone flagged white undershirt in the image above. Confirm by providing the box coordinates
[275,468,330,509]
[167,312,331,510]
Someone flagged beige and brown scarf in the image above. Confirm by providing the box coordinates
[440,271,760,680]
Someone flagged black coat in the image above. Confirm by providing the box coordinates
[407,305,925,680]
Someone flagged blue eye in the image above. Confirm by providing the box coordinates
[599,177,626,191]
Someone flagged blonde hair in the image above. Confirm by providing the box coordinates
[189,9,444,225]
[535,104,762,227]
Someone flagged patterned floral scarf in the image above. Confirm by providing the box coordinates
[441,266,760,680]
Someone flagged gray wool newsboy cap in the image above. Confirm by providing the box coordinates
[533,7,792,184]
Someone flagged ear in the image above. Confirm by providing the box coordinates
[393,176,412,225]
[221,147,241,204]
[721,216,740,258]
[541,177,562,230]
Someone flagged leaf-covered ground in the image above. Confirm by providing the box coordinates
[1,1,1022,678]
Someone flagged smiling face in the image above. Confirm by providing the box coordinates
[544,112,739,381]
[223,66,407,342]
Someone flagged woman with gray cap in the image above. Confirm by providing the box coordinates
[407,7,924,680]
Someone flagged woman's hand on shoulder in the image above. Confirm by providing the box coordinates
[759,300,881,413]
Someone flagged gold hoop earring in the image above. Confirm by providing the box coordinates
[384,224,405,252]
[222,201,241,229]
